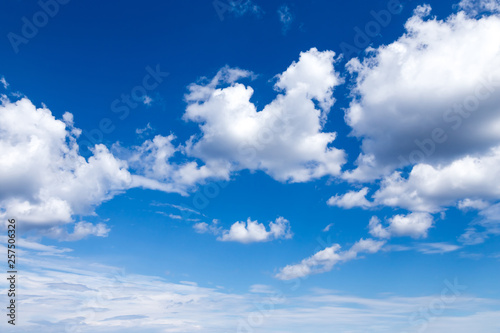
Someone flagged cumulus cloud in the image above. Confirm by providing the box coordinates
[459,202,500,244]
[327,187,373,209]
[135,122,153,135]
[275,238,385,280]
[194,217,292,244]
[229,0,264,18]
[368,213,434,239]
[344,7,500,181]
[183,48,345,183]
[0,97,132,231]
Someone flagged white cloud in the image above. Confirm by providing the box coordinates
[368,216,391,239]
[0,97,132,231]
[343,8,500,181]
[275,238,385,280]
[183,48,346,183]
[194,222,210,233]
[459,202,500,244]
[193,219,222,235]
[126,134,231,195]
[458,198,490,210]
[327,187,373,209]
[229,0,264,18]
[249,284,277,294]
[372,147,500,213]
[194,217,292,243]
[2,243,499,333]
[459,227,488,245]
[334,7,500,246]
[42,221,111,241]
[219,217,293,243]
[0,236,73,255]
[459,0,500,16]
[370,212,434,239]
[135,122,152,135]
[277,4,294,34]
[142,95,153,105]
[416,242,462,254]
[0,76,8,89]
[322,223,333,232]
[155,212,183,220]
[386,212,434,238]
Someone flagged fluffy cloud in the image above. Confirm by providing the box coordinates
[416,242,461,254]
[195,217,293,244]
[193,219,222,235]
[126,134,231,195]
[459,202,500,244]
[183,48,346,183]
[0,97,132,231]
[344,7,500,181]
[327,187,373,209]
[275,238,385,280]
[372,147,500,213]
[368,213,434,239]
[228,0,264,18]
[0,48,345,239]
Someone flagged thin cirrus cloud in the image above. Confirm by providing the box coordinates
[368,213,434,240]
[1,241,499,333]
[181,48,345,183]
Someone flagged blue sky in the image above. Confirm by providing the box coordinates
[1,0,500,332]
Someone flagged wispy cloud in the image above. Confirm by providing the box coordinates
[277,4,294,34]
[276,238,385,280]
